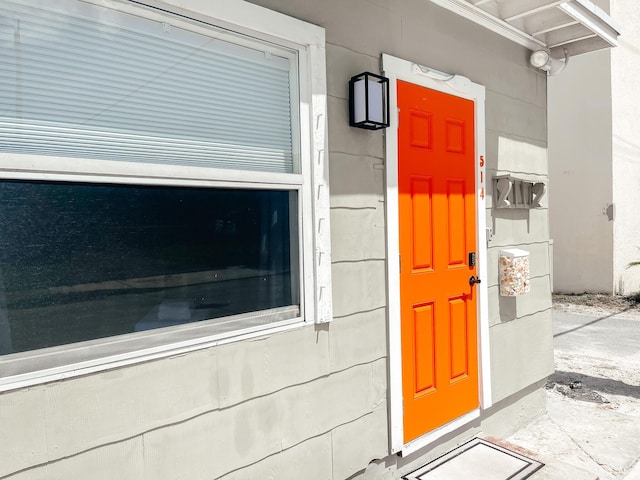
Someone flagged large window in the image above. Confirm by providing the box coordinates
[0,180,298,355]
[0,0,331,387]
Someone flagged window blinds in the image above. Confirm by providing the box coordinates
[0,0,295,173]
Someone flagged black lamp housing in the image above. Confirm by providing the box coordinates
[348,72,390,130]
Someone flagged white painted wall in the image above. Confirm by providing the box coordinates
[611,0,640,295]
[548,49,614,293]
[549,0,640,296]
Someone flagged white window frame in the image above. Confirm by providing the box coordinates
[0,0,332,391]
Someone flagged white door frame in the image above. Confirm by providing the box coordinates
[382,54,491,455]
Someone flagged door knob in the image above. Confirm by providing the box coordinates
[469,276,482,286]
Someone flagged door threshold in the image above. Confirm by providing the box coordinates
[400,408,480,457]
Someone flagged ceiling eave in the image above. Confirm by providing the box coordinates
[429,0,620,57]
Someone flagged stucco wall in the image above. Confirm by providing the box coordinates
[0,1,553,479]
[549,1,640,296]
[611,0,640,295]
[548,49,615,294]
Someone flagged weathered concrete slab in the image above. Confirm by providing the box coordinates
[507,308,640,480]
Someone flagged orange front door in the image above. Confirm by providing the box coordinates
[398,80,479,443]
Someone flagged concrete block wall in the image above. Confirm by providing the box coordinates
[0,0,553,479]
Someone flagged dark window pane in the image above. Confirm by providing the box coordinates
[0,180,299,354]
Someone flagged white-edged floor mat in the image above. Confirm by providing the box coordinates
[403,438,544,480]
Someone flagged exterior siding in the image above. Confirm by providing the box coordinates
[252,0,553,470]
[0,0,554,479]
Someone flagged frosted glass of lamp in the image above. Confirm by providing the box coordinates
[530,50,550,69]
[349,72,388,129]
[353,78,384,124]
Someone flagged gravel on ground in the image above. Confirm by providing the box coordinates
[552,293,640,318]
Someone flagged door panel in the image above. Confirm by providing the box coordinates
[447,180,466,266]
[398,80,479,443]
[449,296,469,380]
[414,302,436,394]
[411,178,434,271]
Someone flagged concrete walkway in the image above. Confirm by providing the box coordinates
[505,308,640,480]
[625,462,640,480]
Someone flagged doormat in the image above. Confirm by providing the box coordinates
[403,438,544,480]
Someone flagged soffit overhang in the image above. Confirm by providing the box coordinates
[430,0,620,57]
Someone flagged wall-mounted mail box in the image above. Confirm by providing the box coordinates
[499,248,530,296]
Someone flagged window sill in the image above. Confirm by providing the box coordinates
[0,306,302,392]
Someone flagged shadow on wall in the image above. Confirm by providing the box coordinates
[499,296,517,323]
[492,208,533,236]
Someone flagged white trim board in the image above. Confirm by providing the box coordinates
[382,54,491,455]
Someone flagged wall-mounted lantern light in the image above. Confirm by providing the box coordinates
[349,72,390,130]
